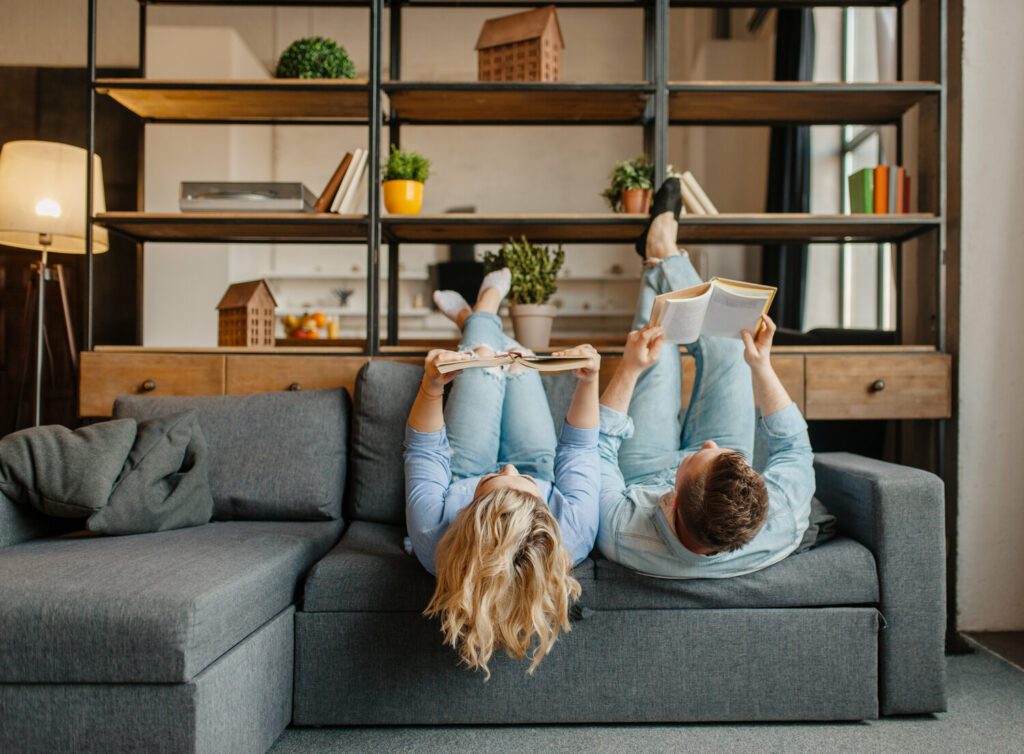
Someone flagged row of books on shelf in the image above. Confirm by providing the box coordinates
[848,166,911,214]
[314,150,370,214]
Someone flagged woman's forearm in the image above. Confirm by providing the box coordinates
[566,377,599,429]
[407,377,445,433]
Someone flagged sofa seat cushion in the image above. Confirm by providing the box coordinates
[302,521,597,612]
[592,537,878,610]
[0,519,343,683]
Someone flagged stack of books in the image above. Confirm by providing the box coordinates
[848,166,911,214]
[677,170,718,215]
[312,149,371,215]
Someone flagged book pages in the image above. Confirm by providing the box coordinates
[702,280,774,339]
[654,284,713,344]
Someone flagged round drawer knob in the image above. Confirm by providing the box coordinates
[287,382,302,392]
[141,380,156,392]
[870,379,886,393]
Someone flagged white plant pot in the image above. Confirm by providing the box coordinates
[509,303,557,350]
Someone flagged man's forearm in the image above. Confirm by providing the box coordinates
[751,362,792,417]
[600,364,642,415]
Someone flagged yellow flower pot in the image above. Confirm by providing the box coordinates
[382,179,424,214]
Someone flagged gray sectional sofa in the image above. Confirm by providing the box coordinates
[0,360,946,753]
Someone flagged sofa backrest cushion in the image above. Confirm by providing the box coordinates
[113,388,350,521]
[346,361,421,524]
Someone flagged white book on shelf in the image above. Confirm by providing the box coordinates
[679,177,707,215]
[338,152,369,215]
[681,170,719,214]
[331,148,363,213]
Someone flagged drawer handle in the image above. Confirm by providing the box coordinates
[287,382,302,392]
[141,380,156,392]
[870,379,886,393]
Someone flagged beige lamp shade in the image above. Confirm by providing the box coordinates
[0,140,109,254]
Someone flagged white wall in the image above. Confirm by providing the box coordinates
[957,0,1024,631]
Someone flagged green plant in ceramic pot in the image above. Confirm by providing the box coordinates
[275,37,357,79]
[483,236,565,348]
[601,154,655,213]
[382,145,431,214]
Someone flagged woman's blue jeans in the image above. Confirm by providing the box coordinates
[443,312,558,483]
[618,254,756,484]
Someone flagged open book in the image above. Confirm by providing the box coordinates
[436,353,591,375]
[650,278,776,344]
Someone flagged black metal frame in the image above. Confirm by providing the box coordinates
[84,0,945,357]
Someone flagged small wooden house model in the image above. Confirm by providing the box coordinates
[475,5,564,82]
[216,279,277,347]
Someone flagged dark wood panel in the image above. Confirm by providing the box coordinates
[96,79,370,121]
[97,212,367,242]
[669,82,939,125]
[386,83,651,123]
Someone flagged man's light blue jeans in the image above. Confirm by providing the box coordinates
[443,312,558,482]
[618,254,755,484]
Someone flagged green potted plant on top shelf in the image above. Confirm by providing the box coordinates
[275,37,357,79]
[483,236,565,349]
[602,154,654,213]
[382,145,431,215]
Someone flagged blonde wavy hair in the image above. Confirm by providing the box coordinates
[425,486,581,680]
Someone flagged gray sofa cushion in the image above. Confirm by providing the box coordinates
[0,519,343,683]
[114,388,350,521]
[592,536,878,610]
[346,361,421,524]
[302,520,596,612]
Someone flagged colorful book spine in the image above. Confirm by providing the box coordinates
[848,168,874,214]
[903,172,911,212]
[873,165,889,214]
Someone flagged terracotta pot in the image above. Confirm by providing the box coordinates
[509,303,557,350]
[621,188,652,214]
[382,179,424,214]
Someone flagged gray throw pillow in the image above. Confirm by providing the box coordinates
[346,361,422,525]
[88,410,214,535]
[794,496,837,554]
[113,388,349,521]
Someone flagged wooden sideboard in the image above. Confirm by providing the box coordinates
[79,347,951,421]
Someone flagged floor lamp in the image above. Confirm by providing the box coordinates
[0,141,108,427]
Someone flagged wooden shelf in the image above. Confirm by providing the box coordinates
[668,82,939,125]
[383,213,940,244]
[96,212,367,242]
[385,82,652,124]
[95,79,370,122]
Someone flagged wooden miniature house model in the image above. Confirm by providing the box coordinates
[475,5,564,82]
[216,279,278,347]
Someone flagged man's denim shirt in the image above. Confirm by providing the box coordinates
[597,402,815,579]
[405,422,600,575]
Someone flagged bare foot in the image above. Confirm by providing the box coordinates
[645,212,681,267]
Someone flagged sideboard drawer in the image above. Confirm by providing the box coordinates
[79,352,225,416]
[225,355,369,396]
[804,353,951,420]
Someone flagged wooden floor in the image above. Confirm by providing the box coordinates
[964,632,1024,671]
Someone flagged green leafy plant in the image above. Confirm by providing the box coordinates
[601,154,655,212]
[382,145,431,183]
[275,37,356,79]
[483,236,565,305]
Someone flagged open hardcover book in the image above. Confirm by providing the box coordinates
[436,353,590,375]
[650,278,777,344]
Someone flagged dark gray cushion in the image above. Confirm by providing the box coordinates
[795,496,838,554]
[591,537,878,610]
[302,520,596,612]
[113,388,350,521]
[346,361,421,524]
[88,410,214,535]
[0,519,343,683]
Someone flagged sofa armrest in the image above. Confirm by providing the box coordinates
[813,452,946,716]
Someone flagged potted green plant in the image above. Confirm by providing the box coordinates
[483,236,565,349]
[275,37,357,79]
[601,154,654,213]
[382,145,431,214]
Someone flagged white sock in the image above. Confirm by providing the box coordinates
[480,267,512,301]
[433,290,471,324]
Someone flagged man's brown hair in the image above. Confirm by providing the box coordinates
[676,450,768,553]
